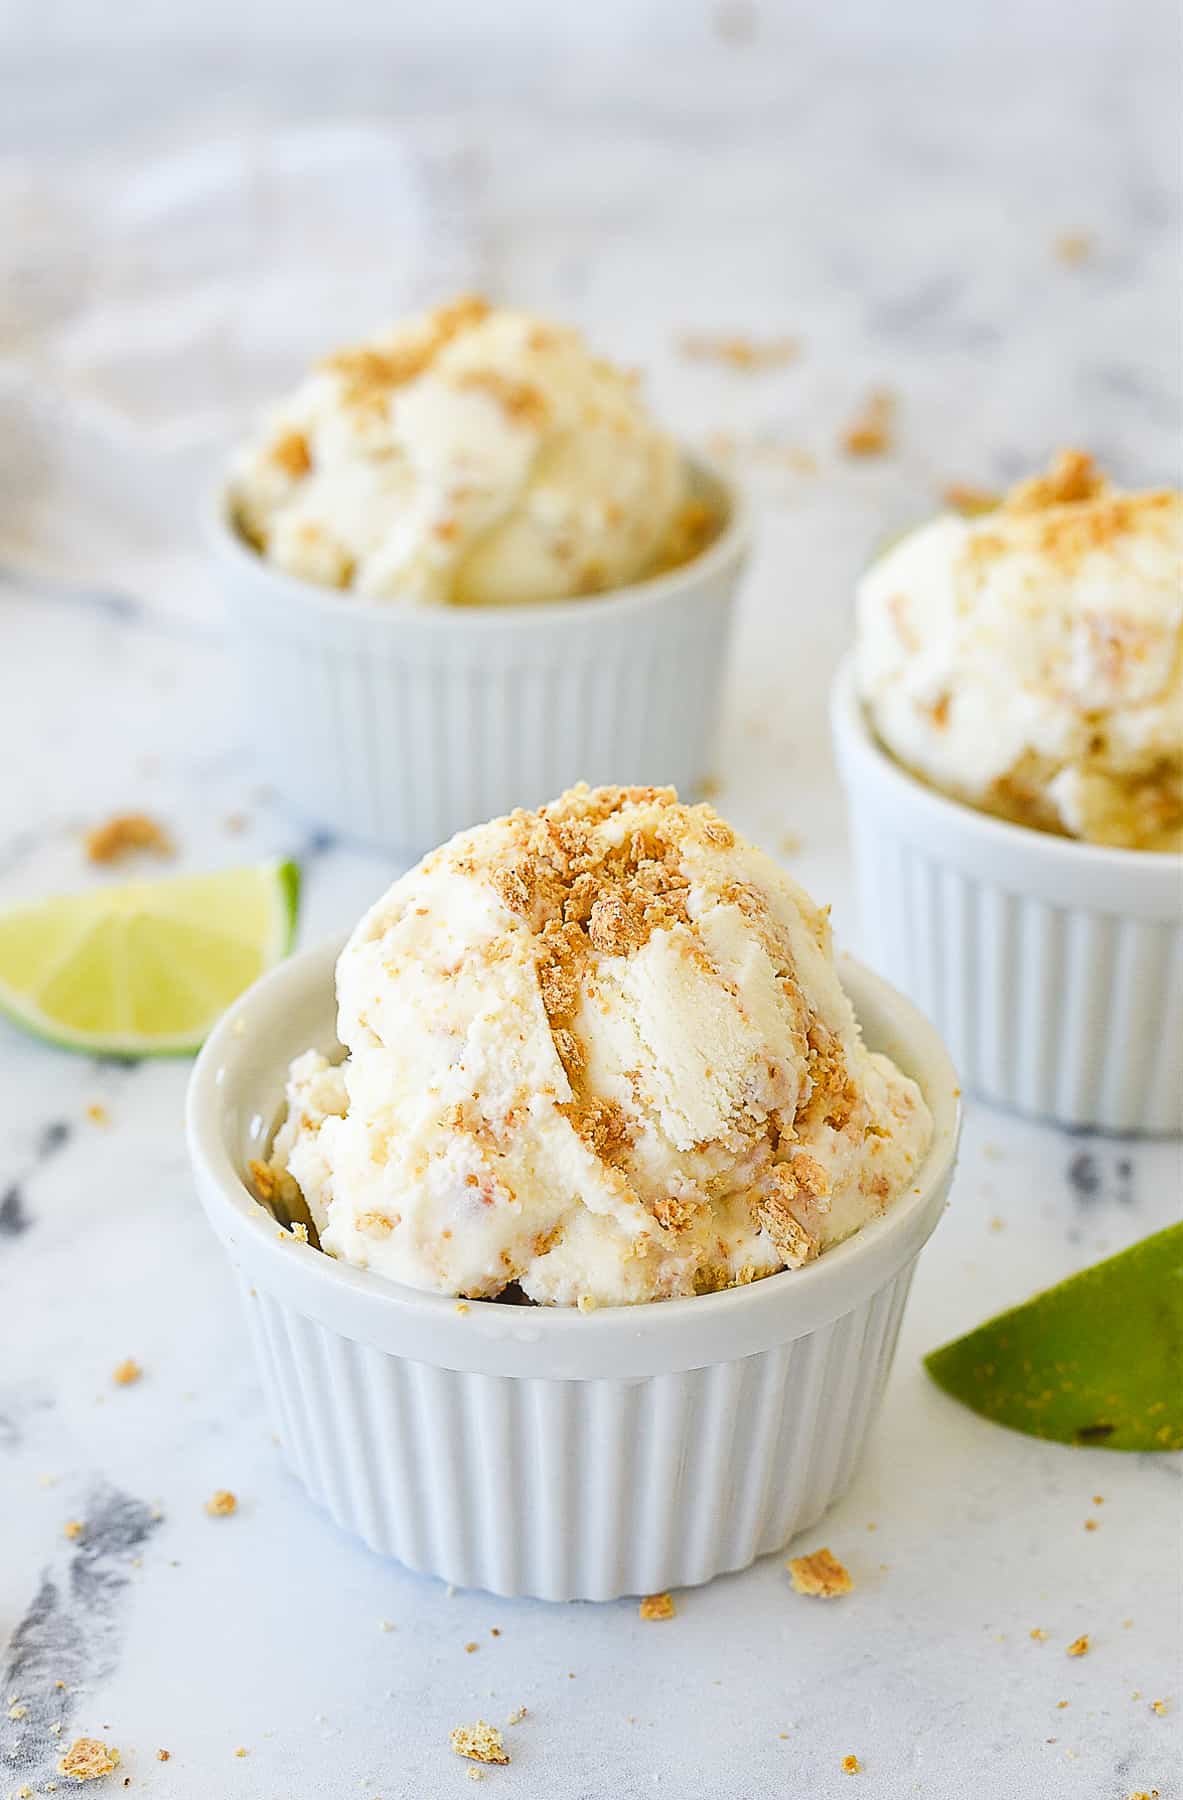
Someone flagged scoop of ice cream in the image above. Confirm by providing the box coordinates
[228,296,695,606]
[266,785,932,1307]
[856,451,1183,850]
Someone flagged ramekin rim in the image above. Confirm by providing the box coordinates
[206,449,750,629]
[185,931,961,1337]
[831,654,1183,872]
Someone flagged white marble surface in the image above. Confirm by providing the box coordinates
[2,14,1181,1799]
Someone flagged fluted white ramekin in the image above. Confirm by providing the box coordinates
[209,457,747,854]
[832,658,1183,1135]
[186,934,960,1601]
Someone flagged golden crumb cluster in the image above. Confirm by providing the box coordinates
[58,1737,120,1781]
[84,812,173,865]
[639,1591,677,1621]
[205,1488,238,1517]
[323,294,491,409]
[450,1721,510,1765]
[788,1547,853,1597]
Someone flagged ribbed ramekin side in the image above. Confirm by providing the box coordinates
[237,1266,914,1601]
[847,800,1182,1133]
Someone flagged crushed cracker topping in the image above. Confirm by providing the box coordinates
[271,430,312,477]
[1066,1635,1090,1657]
[842,1754,861,1774]
[1002,448,1104,514]
[85,812,173,865]
[638,1591,676,1621]
[1150,1699,1168,1715]
[111,1359,141,1387]
[205,1489,238,1517]
[450,1722,509,1766]
[1030,1628,1049,1642]
[156,1751,170,1762]
[57,1738,120,1781]
[788,1547,852,1598]
[63,1520,84,1541]
[943,482,1001,517]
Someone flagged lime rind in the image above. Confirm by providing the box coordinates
[924,1222,1183,1452]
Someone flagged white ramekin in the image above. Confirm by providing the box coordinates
[832,657,1183,1135]
[209,457,747,854]
[186,935,960,1602]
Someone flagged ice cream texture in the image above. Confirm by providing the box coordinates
[228,297,702,606]
[856,451,1183,851]
[264,786,933,1307]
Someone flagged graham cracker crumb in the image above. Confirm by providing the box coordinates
[1054,231,1094,265]
[450,1722,510,1766]
[840,389,895,457]
[678,330,800,372]
[57,1738,120,1781]
[506,1706,527,1726]
[1084,1518,1098,1531]
[842,1754,861,1774]
[111,1359,141,1387]
[290,1221,309,1244]
[455,1302,470,1315]
[85,812,173,865]
[63,1520,84,1541]
[464,1642,478,1654]
[1030,1628,1049,1641]
[324,295,490,405]
[234,1747,248,1757]
[156,1750,170,1762]
[205,1489,238,1518]
[943,482,1000,517]
[270,429,312,477]
[639,1592,676,1621]
[85,1103,110,1128]
[1002,449,1104,515]
[1066,1635,1090,1657]
[454,368,549,429]
[1150,1699,1168,1715]
[788,1548,852,1598]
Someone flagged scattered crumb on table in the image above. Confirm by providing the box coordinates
[839,388,895,457]
[788,1548,852,1597]
[57,1737,120,1781]
[450,1722,509,1766]
[85,812,173,864]
[639,1592,676,1621]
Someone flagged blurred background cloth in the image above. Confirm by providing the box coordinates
[0,0,1179,583]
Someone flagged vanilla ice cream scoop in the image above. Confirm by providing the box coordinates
[265,786,932,1307]
[856,451,1183,850]
[228,297,698,606]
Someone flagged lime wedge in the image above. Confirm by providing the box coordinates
[925,1223,1183,1451]
[0,860,299,1057]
